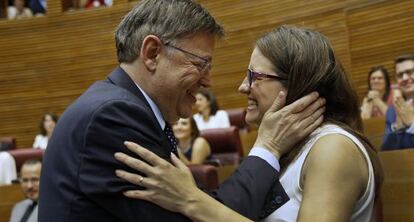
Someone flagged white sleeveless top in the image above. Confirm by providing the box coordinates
[263,124,375,222]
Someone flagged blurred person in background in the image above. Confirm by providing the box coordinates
[360,66,391,119]
[382,53,414,150]
[0,152,17,185]
[193,88,230,130]
[9,159,41,222]
[7,0,33,20]
[173,118,211,165]
[32,112,58,150]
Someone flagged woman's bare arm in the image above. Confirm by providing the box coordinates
[297,134,368,222]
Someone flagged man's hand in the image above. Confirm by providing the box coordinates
[395,97,414,127]
[254,91,325,159]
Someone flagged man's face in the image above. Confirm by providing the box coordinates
[396,60,414,98]
[20,163,41,201]
[153,33,215,122]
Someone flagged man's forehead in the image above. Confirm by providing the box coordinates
[396,60,414,71]
[21,164,41,174]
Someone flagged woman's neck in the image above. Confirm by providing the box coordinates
[179,137,192,152]
[201,109,211,121]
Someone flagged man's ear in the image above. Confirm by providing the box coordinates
[140,35,163,72]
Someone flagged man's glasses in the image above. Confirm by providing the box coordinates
[247,69,287,88]
[164,43,211,73]
[20,177,40,184]
[396,68,414,79]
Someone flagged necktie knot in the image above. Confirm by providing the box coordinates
[164,123,178,155]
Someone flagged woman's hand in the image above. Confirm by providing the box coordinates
[114,141,201,214]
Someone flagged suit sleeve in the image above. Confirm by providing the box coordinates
[78,100,190,222]
[211,156,288,221]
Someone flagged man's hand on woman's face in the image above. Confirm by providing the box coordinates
[254,91,326,159]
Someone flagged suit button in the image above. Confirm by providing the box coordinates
[275,196,283,204]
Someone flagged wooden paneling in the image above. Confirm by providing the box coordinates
[0,184,24,222]
[1,0,414,151]
[379,149,414,222]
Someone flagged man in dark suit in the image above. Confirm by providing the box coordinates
[39,0,324,221]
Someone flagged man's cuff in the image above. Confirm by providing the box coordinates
[248,147,280,171]
[406,123,414,134]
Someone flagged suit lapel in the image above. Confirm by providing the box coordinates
[106,67,171,152]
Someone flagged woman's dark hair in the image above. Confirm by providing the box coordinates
[256,25,382,192]
[39,112,58,136]
[189,117,200,142]
[197,88,220,116]
[368,65,391,102]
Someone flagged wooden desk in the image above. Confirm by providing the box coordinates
[0,184,24,222]
[363,117,386,151]
[379,149,414,222]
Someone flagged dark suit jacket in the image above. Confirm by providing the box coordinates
[381,106,414,150]
[39,67,288,222]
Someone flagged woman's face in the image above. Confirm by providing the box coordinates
[194,93,210,113]
[43,115,56,134]
[172,118,192,140]
[238,47,287,125]
[370,70,386,92]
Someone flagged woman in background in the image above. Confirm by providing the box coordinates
[173,118,211,165]
[360,66,391,119]
[193,88,230,130]
[33,112,58,149]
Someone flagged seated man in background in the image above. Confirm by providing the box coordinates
[382,53,414,150]
[9,159,41,222]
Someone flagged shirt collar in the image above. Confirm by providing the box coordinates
[134,83,166,130]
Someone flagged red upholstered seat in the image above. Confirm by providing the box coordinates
[200,126,243,165]
[226,108,249,131]
[8,148,44,172]
[188,164,218,191]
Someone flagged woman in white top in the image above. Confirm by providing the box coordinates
[7,0,33,20]
[114,26,383,222]
[33,112,58,149]
[193,88,230,130]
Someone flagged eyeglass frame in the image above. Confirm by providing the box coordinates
[396,68,414,79]
[164,43,211,73]
[247,69,287,88]
[19,177,40,184]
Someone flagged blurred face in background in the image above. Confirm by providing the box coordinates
[238,47,287,125]
[20,163,41,201]
[369,70,386,92]
[172,118,192,141]
[43,114,56,135]
[195,93,210,114]
[396,60,414,98]
[14,0,25,11]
